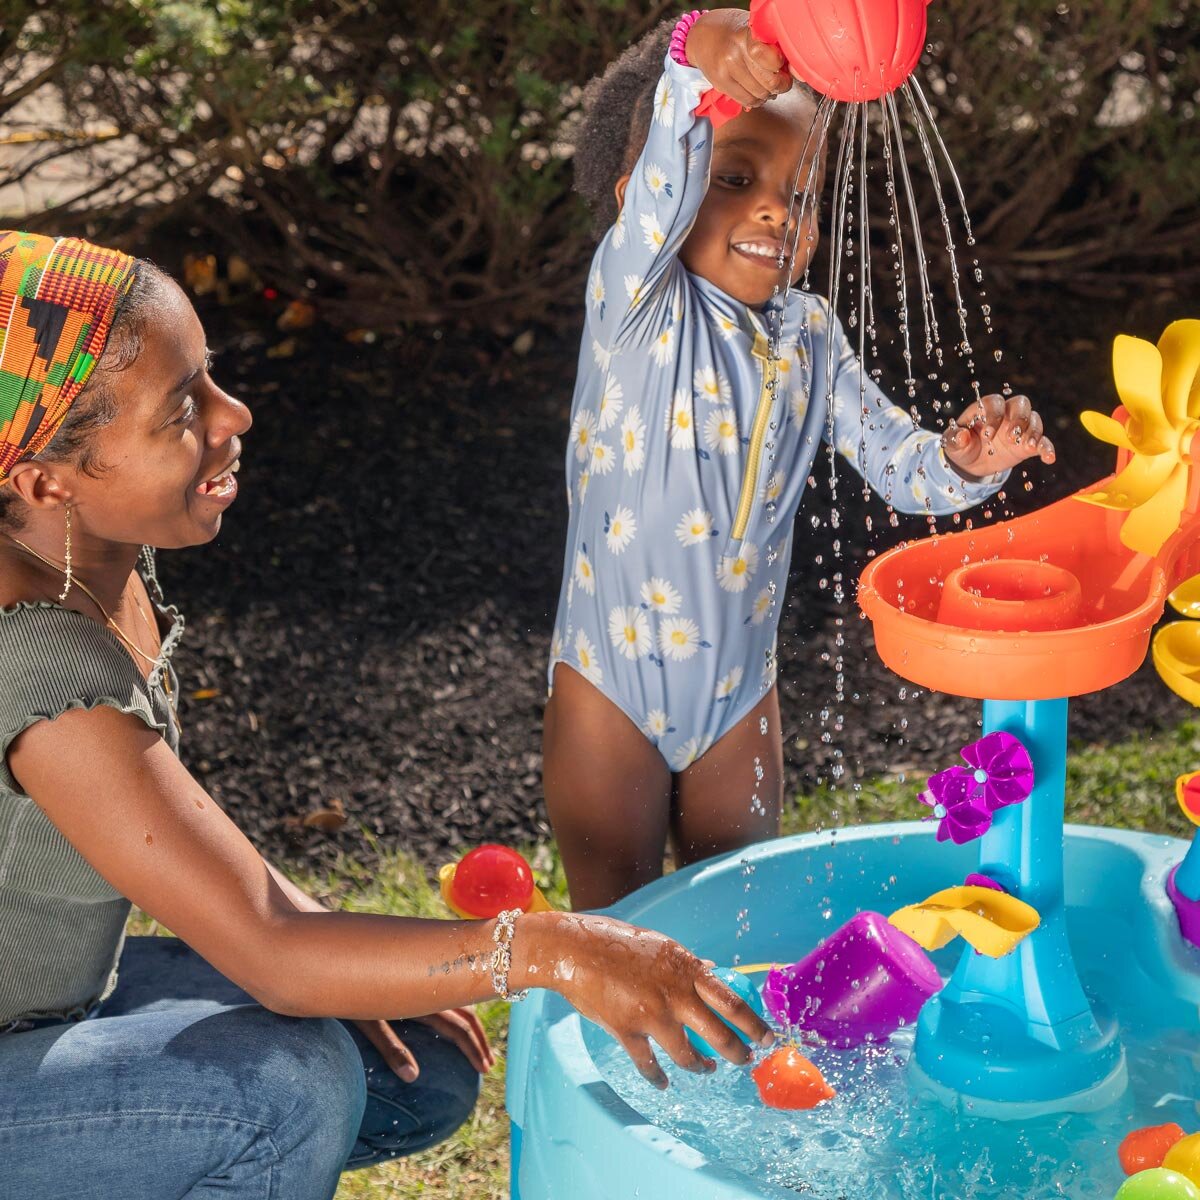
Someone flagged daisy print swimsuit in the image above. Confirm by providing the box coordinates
[548,54,1007,772]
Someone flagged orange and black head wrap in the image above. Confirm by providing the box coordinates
[0,231,135,486]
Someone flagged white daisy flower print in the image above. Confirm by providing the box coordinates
[640,212,666,251]
[704,407,739,456]
[575,630,603,685]
[761,470,785,503]
[671,734,713,771]
[642,709,674,741]
[640,576,681,615]
[676,507,715,547]
[654,74,674,126]
[643,161,671,198]
[715,666,744,701]
[749,586,774,626]
[718,542,759,593]
[694,365,731,404]
[608,606,652,661]
[612,208,626,248]
[605,506,637,554]
[597,376,624,430]
[570,409,597,463]
[577,470,590,500]
[574,547,596,595]
[592,338,611,371]
[624,274,644,308]
[712,312,738,341]
[649,325,675,367]
[806,302,828,332]
[621,406,646,475]
[588,267,605,318]
[665,388,695,449]
[790,385,810,424]
[658,617,702,662]
[550,629,563,661]
[590,439,615,476]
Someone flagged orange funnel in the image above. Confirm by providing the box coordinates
[858,482,1200,700]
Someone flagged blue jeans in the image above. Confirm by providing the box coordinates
[0,936,480,1200]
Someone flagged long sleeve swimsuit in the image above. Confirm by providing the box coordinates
[548,54,1006,773]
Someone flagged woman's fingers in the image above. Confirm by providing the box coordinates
[654,1020,717,1075]
[696,970,774,1051]
[356,1018,420,1083]
[619,1032,669,1090]
[420,1010,494,1074]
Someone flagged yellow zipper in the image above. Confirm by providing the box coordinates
[731,330,779,542]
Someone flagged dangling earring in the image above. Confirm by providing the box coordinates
[58,505,72,603]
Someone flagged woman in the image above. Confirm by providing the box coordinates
[0,231,771,1200]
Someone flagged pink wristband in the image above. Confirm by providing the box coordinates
[669,10,707,67]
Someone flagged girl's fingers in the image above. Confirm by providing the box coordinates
[695,970,773,1049]
[1023,411,1044,449]
[620,1032,669,1090]
[976,393,1007,437]
[747,37,788,77]
[1039,435,1056,463]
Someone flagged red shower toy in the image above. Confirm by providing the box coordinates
[696,0,933,126]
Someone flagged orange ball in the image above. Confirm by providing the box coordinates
[1121,1124,1188,1176]
[751,1046,835,1110]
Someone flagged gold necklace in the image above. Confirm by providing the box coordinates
[7,535,161,670]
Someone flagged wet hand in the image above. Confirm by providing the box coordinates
[354,1009,495,1083]
[518,912,774,1090]
[687,9,792,109]
[942,393,1056,478]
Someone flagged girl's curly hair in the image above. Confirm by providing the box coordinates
[574,20,675,236]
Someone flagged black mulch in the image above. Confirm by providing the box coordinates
[158,282,1194,868]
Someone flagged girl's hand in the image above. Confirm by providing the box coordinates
[942,393,1056,478]
[686,9,792,109]
[515,912,774,1089]
[354,1009,495,1082]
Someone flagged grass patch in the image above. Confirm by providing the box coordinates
[127,720,1200,1197]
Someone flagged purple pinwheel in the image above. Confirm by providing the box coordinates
[918,731,1034,845]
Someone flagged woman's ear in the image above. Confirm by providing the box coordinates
[4,461,71,512]
[614,173,632,215]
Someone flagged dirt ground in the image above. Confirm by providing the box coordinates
[157,278,1194,868]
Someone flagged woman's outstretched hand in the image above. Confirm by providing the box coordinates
[942,393,1056,477]
[686,9,792,109]
[514,912,774,1089]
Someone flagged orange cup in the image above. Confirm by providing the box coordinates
[936,559,1083,633]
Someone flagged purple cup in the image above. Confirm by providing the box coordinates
[762,911,943,1047]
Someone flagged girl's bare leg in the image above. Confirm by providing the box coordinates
[671,687,784,869]
[542,664,673,911]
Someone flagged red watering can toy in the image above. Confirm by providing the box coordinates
[696,0,933,126]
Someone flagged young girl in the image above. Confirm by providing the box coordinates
[0,231,770,1198]
[544,10,1057,910]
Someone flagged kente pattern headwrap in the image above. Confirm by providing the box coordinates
[0,231,135,484]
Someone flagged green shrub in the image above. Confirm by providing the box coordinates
[2,1,1196,331]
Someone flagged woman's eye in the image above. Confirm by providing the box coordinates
[173,398,198,427]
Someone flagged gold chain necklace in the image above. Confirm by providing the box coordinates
[7,536,165,674]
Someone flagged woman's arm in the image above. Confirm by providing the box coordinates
[10,704,769,1085]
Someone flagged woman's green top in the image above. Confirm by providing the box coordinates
[0,557,182,1027]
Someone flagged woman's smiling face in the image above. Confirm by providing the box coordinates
[60,276,254,550]
[680,89,827,306]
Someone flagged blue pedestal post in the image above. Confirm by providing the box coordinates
[913,698,1126,1109]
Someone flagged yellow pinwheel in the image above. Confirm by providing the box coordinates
[1152,575,1200,707]
[1077,319,1200,556]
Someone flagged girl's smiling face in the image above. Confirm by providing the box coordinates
[680,90,826,306]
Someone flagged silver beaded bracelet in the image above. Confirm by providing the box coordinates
[491,908,528,1002]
